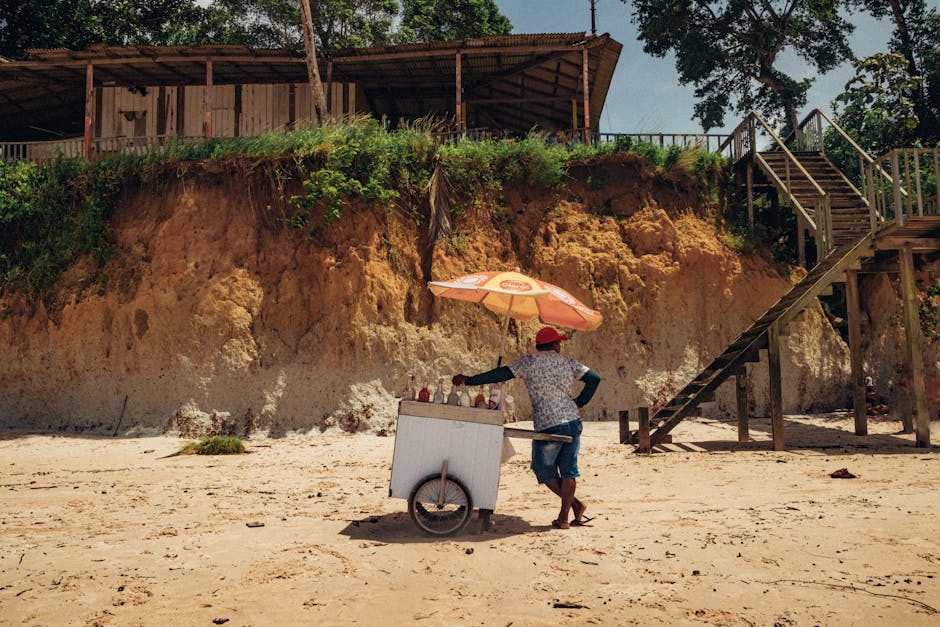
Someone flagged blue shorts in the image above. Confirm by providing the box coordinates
[530,420,582,484]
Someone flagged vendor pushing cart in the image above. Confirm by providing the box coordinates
[389,271,603,535]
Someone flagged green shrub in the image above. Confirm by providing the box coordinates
[178,436,245,455]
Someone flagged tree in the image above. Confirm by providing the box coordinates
[202,0,399,51]
[850,0,939,143]
[624,1,855,132]
[399,0,512,43]
[0,0,210,59]
[299,0,329,124]
[827,52,921,178]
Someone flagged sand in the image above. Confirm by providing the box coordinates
[2,414,940,626]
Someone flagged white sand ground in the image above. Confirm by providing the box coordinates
[2,413,940,626]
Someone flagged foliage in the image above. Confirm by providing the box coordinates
[178,436,246,455]
[624,0,854,132]
[0,0,209,59]
[826,53,923,180]
[920,280,940,341]
[201,0,401,51]
[398,0,511,43]
[0,156,120,292]
[849,0,940,144]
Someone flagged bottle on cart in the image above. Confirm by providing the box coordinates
[487,382,503,410]
[401,374,416,401]
[446,384,459,405]
[433,378,445,404]
[417,380,431,403]
[473,388,487,408]
[458,385,471,407]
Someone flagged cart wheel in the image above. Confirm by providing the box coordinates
[407,473,473,536]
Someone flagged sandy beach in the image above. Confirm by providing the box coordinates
[2,414,940,626]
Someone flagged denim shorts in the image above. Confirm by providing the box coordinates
[530,420,582,484]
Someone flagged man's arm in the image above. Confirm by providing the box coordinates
[452,366,515,387]
[573,369,600,408]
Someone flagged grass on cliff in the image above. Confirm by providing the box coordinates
[0,118,728,295]
[177,436,246,455]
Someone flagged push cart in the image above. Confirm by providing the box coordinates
[389,400,572,536]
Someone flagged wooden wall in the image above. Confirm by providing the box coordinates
[96,82,360,139]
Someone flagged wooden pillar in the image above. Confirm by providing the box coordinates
[618,410,630,445]
[83,62,94,160]
[455,51,462,132]
[581,47,591,145]
[233,85,242,136]
[570,99,577,131]
[326,59,333,115]
[636,407,650,453]
[768,322,785,451]
[204,59,213,139]
[900,245,931,446]
[735,371,749,442]
[746,162,754,227]
[796,215,806,267]
[891,151,904,226]
[176,87,185,136]
[846,269,868,435]
[156,85,168,137]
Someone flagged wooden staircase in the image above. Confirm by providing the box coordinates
[758,151,871,247]
[646,234,874,446]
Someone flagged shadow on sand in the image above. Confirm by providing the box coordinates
[660,413,939,455]
[338,510,548,543]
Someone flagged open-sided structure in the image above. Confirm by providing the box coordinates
[0,33,622,160]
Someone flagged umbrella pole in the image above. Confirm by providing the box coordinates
[496,296,514,367]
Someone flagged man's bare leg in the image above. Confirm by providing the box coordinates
[545,481,586,521]
[545,479,579,526]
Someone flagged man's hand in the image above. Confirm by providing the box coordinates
[452,374,467,387]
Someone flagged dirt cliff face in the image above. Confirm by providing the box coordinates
[0,156,862,434]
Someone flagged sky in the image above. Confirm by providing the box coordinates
[495,0,912,134]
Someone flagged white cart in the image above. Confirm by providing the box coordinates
[389,400,571,536]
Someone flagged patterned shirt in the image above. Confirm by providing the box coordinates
[508,351,589,431]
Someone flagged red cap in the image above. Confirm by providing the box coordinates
[535,327,567,345]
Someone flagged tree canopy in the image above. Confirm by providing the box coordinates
[624,0,855,132]
[398,0,512,43]
[0,0,514,59]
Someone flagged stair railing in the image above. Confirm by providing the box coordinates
[722,111,833,257]
[792,108,909,229]
[869,148,940,225]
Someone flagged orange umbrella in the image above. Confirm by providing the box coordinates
[428,270,602,364]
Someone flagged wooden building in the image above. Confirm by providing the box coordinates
[0,33,622,160]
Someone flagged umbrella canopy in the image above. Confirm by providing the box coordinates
[428,270,603,331]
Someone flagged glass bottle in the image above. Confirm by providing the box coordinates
[446,384,459,405]
[433,378,445,404]
[417,380,431,403]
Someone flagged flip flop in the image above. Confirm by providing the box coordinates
[551,519,570,529]
[570,516,595,527]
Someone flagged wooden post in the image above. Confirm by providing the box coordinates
[746,162,754,227]
[796,215,806,267]
[768,322,785,451]
[176,86,185,136]
[570,99,577,132]
[735,371,749,442]
[83,62,94,160]
[636,407,650,453]
[891,151,904,226]
[900,245,930,446]
[618,410,630,445]
[581,47,591,145]
[326,59,333,116]
[204,59,213,139]
[846,269,867,435]
[455,51,462,133]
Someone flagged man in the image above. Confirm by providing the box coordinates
[452,326,601,529]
